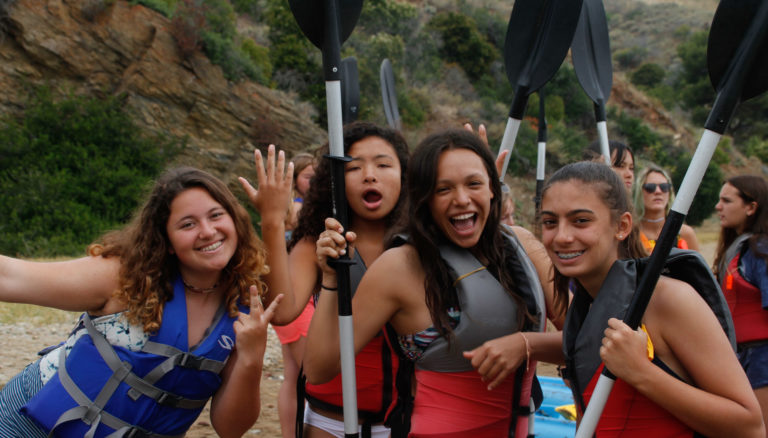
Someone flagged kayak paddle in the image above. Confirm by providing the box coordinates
[288,1,363,435]
[497,0,584,181]
[571,0,613,165]
[380,58,402,130]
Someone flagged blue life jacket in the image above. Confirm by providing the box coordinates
[21,277,246,438]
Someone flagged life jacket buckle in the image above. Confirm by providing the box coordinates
[179,352,202,368]
[156,391,183,407]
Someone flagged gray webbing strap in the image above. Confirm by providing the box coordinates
[54,344,183,438]
[82,314,208,410]
[126,344,225,401]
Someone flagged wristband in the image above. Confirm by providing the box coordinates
[520,332,531,372]
[321,284,338,291]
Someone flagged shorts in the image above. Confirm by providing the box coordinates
[0,361,47,437]
[272,300,315,344]
[737,341,768,389]
[303,403,390,438]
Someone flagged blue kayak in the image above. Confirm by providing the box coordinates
[531,375,576,438]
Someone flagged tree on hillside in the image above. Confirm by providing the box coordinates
[0,88,180,257]
[427,11,496,82]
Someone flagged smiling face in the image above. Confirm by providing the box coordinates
[715,182,756,234]
[540,180,631,295]
[641,170,670,216]
[611,149,635,191]
[428,148,493,249]
[166,187,237,286]
[344,136,402,222]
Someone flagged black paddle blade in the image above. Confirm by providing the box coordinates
[571,0,613,108]
[708,0,768,101]
[288,0,363,50]
[341,57,360,124]
[380,59,402,130]
[504,0,584,95]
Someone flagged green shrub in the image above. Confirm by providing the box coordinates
[428,11,497,81]
[615,46,648,70]
[202,31,260,82]
[631,63,665,88]
[240,38,272,85]
[0,88,181,257]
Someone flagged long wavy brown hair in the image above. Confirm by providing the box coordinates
[288,121,410,250]
[89,167,269,333]
[404,129,536,339]
[541,161,646,305]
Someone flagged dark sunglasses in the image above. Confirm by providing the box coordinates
[642,183,671,194]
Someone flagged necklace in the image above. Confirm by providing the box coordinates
[182,279,220,294]
[643,216,665,223]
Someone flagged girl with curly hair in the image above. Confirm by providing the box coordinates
[0,166,280,438]
[241,121,410,437]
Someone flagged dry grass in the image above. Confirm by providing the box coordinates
[0,302,79,325]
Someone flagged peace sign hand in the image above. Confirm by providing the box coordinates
[238,144,295,225]
[232,286,283,367]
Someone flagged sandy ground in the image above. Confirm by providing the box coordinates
[0,221,720,437]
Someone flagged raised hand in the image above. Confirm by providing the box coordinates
[462,123,508,177]
[238,144,294,224]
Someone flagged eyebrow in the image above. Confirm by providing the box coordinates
[174,207,223,225]
[540,208,595,216]
[435,172,486,185]
[347,154,395,162]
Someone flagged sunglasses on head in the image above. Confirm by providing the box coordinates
[642,183,671,194]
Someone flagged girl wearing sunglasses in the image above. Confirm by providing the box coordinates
[634,165,700,253]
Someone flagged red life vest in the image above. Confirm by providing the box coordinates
[581,363,693,437]
[723,252,768,344]
[305,330,400,418]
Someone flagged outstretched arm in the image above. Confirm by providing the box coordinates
[0,254,120,313]
[210,288,282,437]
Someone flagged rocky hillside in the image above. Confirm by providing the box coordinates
[0,0,326,187]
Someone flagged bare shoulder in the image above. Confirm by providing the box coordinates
[509,226,545,253]
[649,276,706,319]
[369,244,421,276]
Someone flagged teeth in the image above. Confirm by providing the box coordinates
[452,213,474,221]
[558,251,583,260]
[200,241,223,252]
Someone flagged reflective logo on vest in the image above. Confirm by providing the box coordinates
[218,335,235,350]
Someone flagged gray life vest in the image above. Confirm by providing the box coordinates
[563,248,736,409]
[417,228,546,372]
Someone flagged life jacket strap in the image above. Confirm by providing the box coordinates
[81,314,209,409]
[55,346,183,438]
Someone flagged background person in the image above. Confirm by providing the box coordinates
[634,164,700,252]
[584,139,635,194]
[713,174,768,435]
